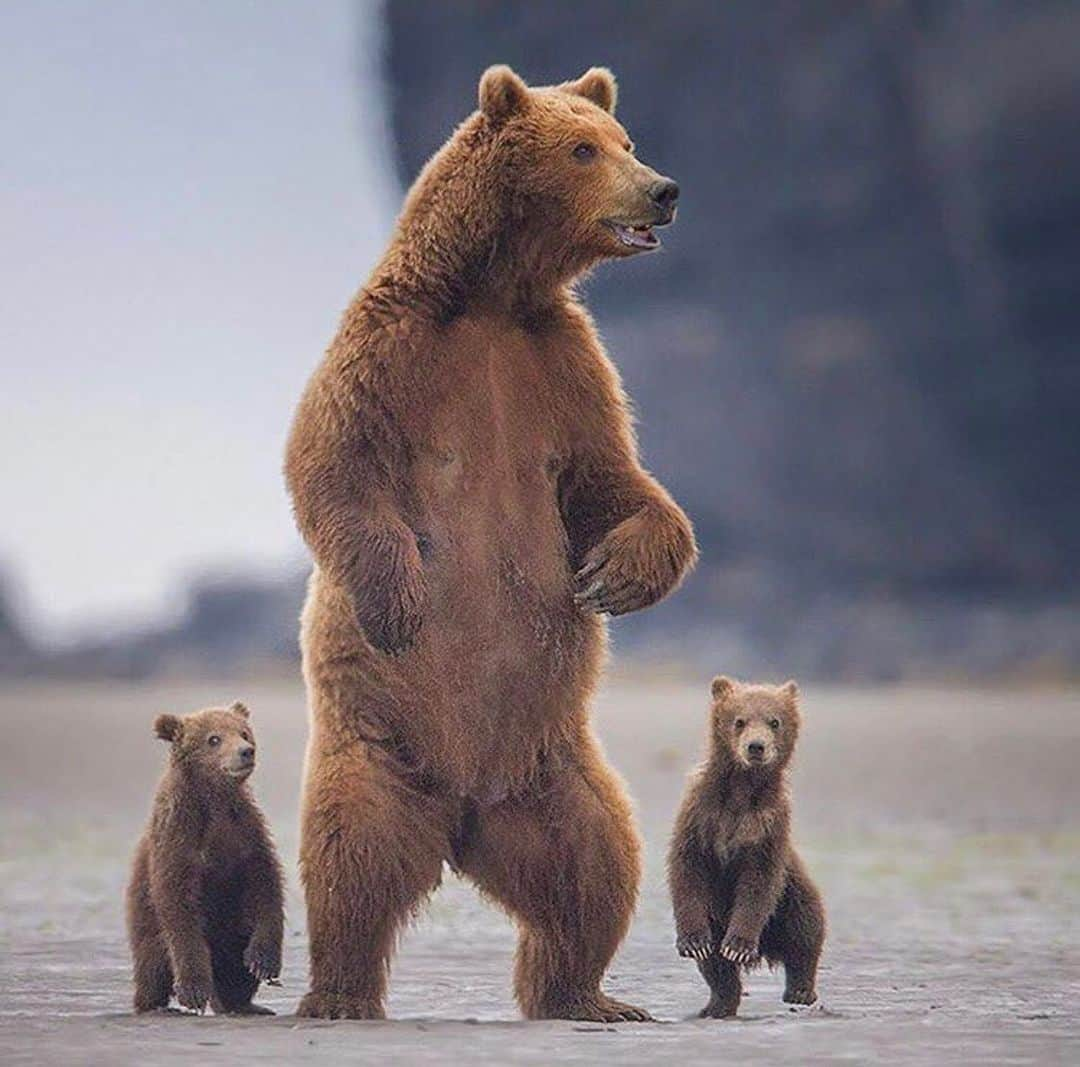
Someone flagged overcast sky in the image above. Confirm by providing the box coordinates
[1,1,400,643]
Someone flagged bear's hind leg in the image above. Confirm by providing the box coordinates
[127,854,174,1013]
[132,932,174,1013]
[297,741,452,1020]
[457,737,650,1022]
[697,952,741,1018]
[209,929,267,1015]
[760,857,825,1006]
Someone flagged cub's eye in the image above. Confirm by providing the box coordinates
[734,719,746,731]
[572,142,596,162]
[769,718,781,730]
[241,731,251,743]
[207,735,221,747]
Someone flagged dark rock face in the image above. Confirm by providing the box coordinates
[383,1,1079,595]
[380,1,1080,676]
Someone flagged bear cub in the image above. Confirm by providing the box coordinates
[667,676,825,1018]
[126,701,284,1014]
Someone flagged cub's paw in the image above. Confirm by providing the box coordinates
[699,996,739,1019]
[174,974,213,1014]
[783,986,818,1006]
[244,937,282,982]
[296,991,386,1020]
[719,933,760,967]
[676,930,714,961]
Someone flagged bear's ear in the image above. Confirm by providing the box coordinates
[229,700,250,719]
[479,64,529,123]
[781,680,800,702]
[154,714,183,743]
[711,675,736,700]
[568,67,617,114]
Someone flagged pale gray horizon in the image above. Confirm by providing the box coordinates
[1,0,401,645]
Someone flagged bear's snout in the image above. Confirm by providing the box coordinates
[649,177,679,213]
[746,740,765,760]
[238,745,255,764]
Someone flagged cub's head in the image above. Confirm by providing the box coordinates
[477,64,678,264]
[154,701,257,784]
[709,676,801,774]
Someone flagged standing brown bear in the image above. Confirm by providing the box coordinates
[668,677,825,1018]
[126,702,284,1015]
[285,64,696,1021]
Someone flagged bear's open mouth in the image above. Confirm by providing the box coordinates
[604,216,672,251]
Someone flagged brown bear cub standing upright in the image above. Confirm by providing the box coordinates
[126,702,284,1014]
[668,677,825,1018]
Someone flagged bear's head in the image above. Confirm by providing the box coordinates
[465,64,678,279]
[709,676,801,774]
[154,701,257,784]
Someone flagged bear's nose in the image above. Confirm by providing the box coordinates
[747,741,765,758]
[239,745,255,762]
[649,178,680,210]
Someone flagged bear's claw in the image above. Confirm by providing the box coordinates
[676,930,714,961]
[719,933,759,967]
[783,986,818,1006]
[244,938,281,982]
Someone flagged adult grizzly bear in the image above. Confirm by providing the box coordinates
[286,64,696,1021]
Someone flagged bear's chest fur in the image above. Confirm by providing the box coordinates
[709,803,781,866]
[408,312,575,609]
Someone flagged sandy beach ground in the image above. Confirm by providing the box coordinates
[1,675,1077,1064]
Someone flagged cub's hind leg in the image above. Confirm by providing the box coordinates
[696,951,741,1018]
[760,855,825,1006]
[127,842,174,1012]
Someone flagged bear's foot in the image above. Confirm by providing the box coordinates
[296,992,385,1020]
[698,996,739,1019]
[539,992,653,1023]
[783,985,818,1006]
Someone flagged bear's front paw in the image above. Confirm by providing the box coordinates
[719,932,760,967]
[174,973,213,1014]
[783,985,818,1006]
[676,930,714,961]
[244,937,282,982]
[573,505,694,617]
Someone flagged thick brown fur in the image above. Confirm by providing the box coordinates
[667,677,825,1018]
[125,703,284,1015]
[285,65,696,1021]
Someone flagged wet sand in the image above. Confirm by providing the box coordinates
[1,676,1078,1064]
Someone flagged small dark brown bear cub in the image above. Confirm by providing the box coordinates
[126,701,284,1014]
[667,676,825,1018]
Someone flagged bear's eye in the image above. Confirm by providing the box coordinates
[769,718,781,730]
[207,735,221,747]
[734,718,746,731]
[572,142,597,162]
[624,141,634,154]
[240,731,251,743]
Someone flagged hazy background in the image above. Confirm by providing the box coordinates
[2,0,1078,681]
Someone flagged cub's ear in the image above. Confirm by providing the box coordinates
[479,64,529,123]
[154,714,183,742]
[568,66,617,113]
[229,700,250,719]
[711,675,736,700]
[782,680,800,701]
